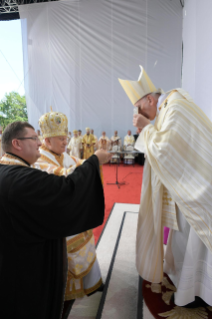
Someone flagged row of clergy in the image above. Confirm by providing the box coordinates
[37,127,136,160]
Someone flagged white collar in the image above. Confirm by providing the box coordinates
[157,93,168,111]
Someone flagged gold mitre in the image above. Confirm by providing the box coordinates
[85,127,90,132]
[73,129,78,134]
[39,108,68,138]
[118,65,162,105]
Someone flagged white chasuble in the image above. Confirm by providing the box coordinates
[124,135,135,159]
[68,137,82,158]
[35,145,102,300]
[135,89,212,286]
[124,135,135,147]
[98,136,110,151]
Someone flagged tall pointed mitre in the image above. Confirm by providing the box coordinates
[118,65,162,105]
[39,107,68,138]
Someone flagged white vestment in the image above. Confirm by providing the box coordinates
[110,136,122,162]
[98,136,110,150]
[68,136,81,158]
[124,135,135,160]
[164,207,212,306]
[135,89,212,306]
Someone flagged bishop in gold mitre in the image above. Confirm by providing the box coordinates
[35,109,103,316]
[119,65,212,307]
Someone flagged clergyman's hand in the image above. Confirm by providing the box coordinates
[95,149,112,165]
[133,114,150,129]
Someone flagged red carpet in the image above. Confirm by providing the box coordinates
[93,163,143,244]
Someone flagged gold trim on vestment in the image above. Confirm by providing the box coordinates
[69,230,93,253]
[39,154,59,167]
[66,231,92,252]
[70,156,77,164]
[40,144,64,167]
[65,290,85,301]
[0,153,29,167]
[64,276,103,300]
[52,167,65,176]
[65,277,85,300]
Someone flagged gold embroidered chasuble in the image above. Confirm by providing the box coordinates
[135,89,212,283]
[82,134,96,159]
[35,145,102,299]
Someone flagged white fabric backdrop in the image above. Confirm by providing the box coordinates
[182,0,212,121]
[19,0,182,140]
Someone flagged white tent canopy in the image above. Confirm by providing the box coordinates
[19,0,183,139]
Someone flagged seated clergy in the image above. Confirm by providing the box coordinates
[123,130,135,164]
[110,130,122,163]
[0,121,111,319]
[98,131,110,151]
[67,130,82,158]
[35,111,105,316]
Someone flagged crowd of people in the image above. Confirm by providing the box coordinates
[37,127,137,164]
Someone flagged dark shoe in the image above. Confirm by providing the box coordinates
[170,292,175,304]
[87,283,105,297]
[182,297,208,309]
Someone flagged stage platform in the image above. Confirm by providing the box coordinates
[68,203,155,319]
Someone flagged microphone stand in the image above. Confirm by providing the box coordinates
[107,145,125,189]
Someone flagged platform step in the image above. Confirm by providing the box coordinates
[96,211,138,319]
[68,203,154,319]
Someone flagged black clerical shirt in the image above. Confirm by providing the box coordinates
[0,154,104,319]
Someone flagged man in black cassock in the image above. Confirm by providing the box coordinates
[0,121,111,319]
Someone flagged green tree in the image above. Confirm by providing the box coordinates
[0,91,28,130]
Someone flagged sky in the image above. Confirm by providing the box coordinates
[0,19,25,101]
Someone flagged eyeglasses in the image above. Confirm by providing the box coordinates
[17,136,40,142]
